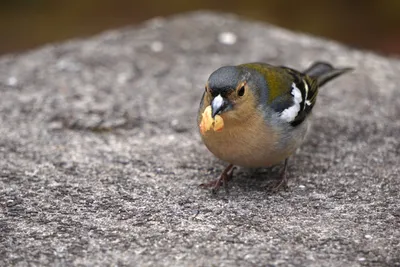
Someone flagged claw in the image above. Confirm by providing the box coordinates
[272,158,289,191]
[200,164,235,194]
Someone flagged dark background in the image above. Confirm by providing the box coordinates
[1,0,400,56]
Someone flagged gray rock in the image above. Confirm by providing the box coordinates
[0,11,399,267]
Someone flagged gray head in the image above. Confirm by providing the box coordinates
[205,65,267,117]
[207,66,245,97]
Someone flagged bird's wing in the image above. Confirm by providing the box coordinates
[240,63,318,127]
[269,67,318,127]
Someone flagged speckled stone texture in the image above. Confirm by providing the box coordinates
[0,12,399,267]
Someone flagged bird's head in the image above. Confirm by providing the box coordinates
[203,66,261,121]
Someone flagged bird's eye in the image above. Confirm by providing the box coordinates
[238,86,245,97]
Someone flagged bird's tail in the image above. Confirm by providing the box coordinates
[304,62,353,87]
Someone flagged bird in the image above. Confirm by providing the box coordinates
[197,61,352,193]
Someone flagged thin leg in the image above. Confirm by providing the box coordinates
[199,164,235,193]
[273,158,289,191]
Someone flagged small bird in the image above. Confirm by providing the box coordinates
[197,61,352,193]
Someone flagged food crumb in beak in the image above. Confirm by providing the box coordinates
[199,105,224,134]
[213,115,224,132]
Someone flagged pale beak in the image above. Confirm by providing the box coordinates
[211,94,228,118]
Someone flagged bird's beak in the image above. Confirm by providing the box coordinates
[211,94,229,118]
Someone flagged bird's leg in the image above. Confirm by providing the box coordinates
[200,164,235,193]
[272,158,289,191]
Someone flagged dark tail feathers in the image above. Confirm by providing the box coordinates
[304,62,353,87]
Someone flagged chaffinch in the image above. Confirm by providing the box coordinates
[198,61,352,193]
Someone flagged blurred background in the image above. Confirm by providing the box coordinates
[1,0,399,56]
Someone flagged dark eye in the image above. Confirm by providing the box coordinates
[238,86,245,96]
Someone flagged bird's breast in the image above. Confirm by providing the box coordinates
[200,113,299,167]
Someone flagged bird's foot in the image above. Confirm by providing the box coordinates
[200,164,235,194]
[270,158,289,192]
[271,170,288,192]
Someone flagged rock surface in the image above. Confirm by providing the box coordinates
[0,12,399,267]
